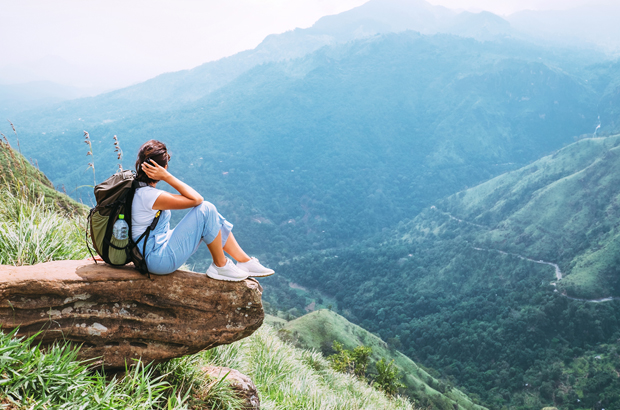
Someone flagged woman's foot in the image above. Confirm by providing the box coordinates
[206,258,249,281]
[236,257,275,277]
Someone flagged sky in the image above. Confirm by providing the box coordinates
[0,0,616,91]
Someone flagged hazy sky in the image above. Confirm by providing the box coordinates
[0,0,616,90]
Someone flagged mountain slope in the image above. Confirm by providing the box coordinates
[438,134,620,299]
[279,309,486,410]
[13,32,601,263]
[276,134,620,409]
[0,138,82,213]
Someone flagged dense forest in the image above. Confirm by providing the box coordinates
[270,135,620,409]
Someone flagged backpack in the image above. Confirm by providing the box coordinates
[87,169,161,275]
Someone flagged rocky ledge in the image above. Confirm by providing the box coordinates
[0,260,264,369]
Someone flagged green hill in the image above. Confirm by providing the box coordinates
[276,135,620,409]
[0,138,83,213]
[276,309,486,410]
[438,133,620,300]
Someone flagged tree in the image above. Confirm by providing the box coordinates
[374,358,405,396]
[328,341,372,378]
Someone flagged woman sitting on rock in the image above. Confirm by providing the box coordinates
[132,139,274,281]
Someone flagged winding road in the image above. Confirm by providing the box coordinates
[431,206,619,303]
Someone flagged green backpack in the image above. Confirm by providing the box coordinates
[87,169,160,275]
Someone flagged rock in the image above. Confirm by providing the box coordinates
[202,366,260,409]
[0,260,264,369]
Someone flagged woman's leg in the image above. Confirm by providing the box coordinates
[207,231,228,267]
[223,232,250,263]
[147,201,233,273]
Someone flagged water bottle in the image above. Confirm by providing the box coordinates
[112,214,129,241]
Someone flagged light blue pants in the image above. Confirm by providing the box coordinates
[144,201,233,275]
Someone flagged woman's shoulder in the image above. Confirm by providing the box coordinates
[134,186,165,206]
[136,186,164,196]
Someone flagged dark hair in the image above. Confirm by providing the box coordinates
[135,140,171,184]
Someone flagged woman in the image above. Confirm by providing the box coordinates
[132,140,274,281]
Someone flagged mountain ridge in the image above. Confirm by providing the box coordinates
[274,133,620,408]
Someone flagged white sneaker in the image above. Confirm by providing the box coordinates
[206,258,249,282]
[236,257,275,277]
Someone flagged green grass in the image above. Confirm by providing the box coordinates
[0,189,88,265]
[0,140,89,266]
[276,310,486,410]
[205,324,416,410]
[0,140,84,214]
[0,324,418,410]
[0,328,249,410]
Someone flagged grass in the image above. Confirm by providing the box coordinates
[0,329,186,410]
[276,310,486,410]
[0,189,87,265]
[0,139,88,266]
[0,324,417,410]
[0,329,248,410]
[0,139,84,214]
[204,324,416,410]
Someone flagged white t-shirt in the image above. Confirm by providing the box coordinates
[132,186,164,241]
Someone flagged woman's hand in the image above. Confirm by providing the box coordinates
[144,158,204,210]
[141,159,170,182]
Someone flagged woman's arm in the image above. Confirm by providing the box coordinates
[141,160,204,210]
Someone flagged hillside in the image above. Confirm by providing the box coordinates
[11,31,605,267]
[0,322,418,409]
[276,135,620,409]
[276,309,486,410]
[438,134,620,300]
[0,138,83,213]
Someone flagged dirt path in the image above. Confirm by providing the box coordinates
[430,206,487,229]
[431,206,618,303]
[473,247,618,303]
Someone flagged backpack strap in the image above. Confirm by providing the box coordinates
[134,210,161,278]
[85,208,98,264]
[131,181,162,277]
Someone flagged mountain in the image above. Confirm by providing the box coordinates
[0,81,101,117]
[275,134,620,409]
[277,309,486,410]
[438,134,620,300]
[446,11,512,41]
[5,1,615,120]
[12,32,605,265]
[9,0,539,118]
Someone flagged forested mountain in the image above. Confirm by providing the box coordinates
[9,0,609,121]
[0,81,93,117]
[275,134,620,409]
[12,31,608,263]
[6,2,620,409]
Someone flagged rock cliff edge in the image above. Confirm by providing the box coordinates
[0,260,264,369]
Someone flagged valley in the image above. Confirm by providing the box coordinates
[4,1,620,408]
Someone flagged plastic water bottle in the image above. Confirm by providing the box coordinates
[112,214,129,240]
